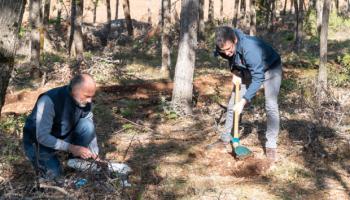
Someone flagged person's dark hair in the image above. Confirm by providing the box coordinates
[68,73,92,91]
[215,26,236,49]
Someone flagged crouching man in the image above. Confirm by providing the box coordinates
[23,73,99,180]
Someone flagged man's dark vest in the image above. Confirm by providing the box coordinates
[23,86,91,142]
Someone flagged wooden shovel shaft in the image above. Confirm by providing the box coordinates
[233,82,240,139]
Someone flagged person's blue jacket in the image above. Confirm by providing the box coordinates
[214,29,281,102]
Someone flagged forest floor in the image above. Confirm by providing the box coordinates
[1,16,350,199]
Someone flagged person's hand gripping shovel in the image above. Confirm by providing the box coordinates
[231,79,253,159]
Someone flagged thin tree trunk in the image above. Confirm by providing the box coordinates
[317,0,331,100]
[148,0,152,25]
[106,0,111,33]
[250,0,256,35]
[220,0,224,20]
[30,0,42,78]
[296,0,304,51]
[198,0,205,40]
[115,0,119,20]
[235,0,242,27]
[93,0,98,24]
[290,0,294,14]
[316,0,323,34]
[55,0,62,30]
[172,0,199,115]
[161,0,171,74]
[43,0,50,25]
[122,0,133,36]
[0,0,26,114]
[74,0,84,63]
[269,0,276,31]
[294,0,300,51]
[208,0,214,24]
[231,0,236,26]
[283,0,288,14]
[69,0,84,71]
[244,0,251,31]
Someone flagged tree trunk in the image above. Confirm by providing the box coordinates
[115,0,119,20]
[220,0,224,20]
[268,0,276,31]
[69,0,84,70]
[161,0,171,74]
[198,0,205,40]
[250,0,256,35]
[290,0,294,14]
[0,0,26,114]
[316,0,323,34]
[294,0,303,52]
[43,0,50,25]
[106,0,111,33]
[283,0,288,14]
[122,0,133,36]
[294,0,301,52]
[172,0,198,115]
[56,0,62,30]
[93,0,98,24]
[244,0,251,31]
[317,0,331,100]
[235,0,242,27]
[231,0,236,26]
[148,0,152,25]
[208,0,214,24]
[30,0,42,78]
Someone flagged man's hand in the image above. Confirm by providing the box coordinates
[233,99,247,114]
[232,74,242,85]
[68,144,97,159]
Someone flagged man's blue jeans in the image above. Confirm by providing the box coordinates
[23,118,98,180]
[221,65,282,149]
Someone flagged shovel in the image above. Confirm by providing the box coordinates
[232,81,252,159]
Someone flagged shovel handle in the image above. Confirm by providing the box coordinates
[233,81,240,140]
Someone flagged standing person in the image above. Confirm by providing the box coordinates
[214,26,282,162]
[23,73,100,181]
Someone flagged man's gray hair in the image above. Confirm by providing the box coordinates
[68,73,93,90]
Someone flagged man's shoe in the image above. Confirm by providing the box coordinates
[266,148,278,162]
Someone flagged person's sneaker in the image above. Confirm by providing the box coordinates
[266,148,278,162]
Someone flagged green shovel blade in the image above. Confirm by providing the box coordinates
[234,145,252,158]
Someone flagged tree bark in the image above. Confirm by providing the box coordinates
[172,0,198,115]
[106,0,111,33]
[208,0,214,24]
[220,0,224,20]
[250,0,256,35]
[198,0,205,40]
[115,0,119,20]
[148,0,152,25]
[30,0,42,78]
[235,0,242,27]
[55,0,62,30]
[161,0,171,74]
[317,0,331,100]
[93,0,98,24]
[244,0,251,31]
[316,0,323,34]
[122,0,133,36]
[0,0,26,114]
[231,0,237,26]
[69,0,84,70]
[283,0,288,14]
[43,0,50,25]
[294,0,304,52]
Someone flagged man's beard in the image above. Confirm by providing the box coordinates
[77,101,88,107]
